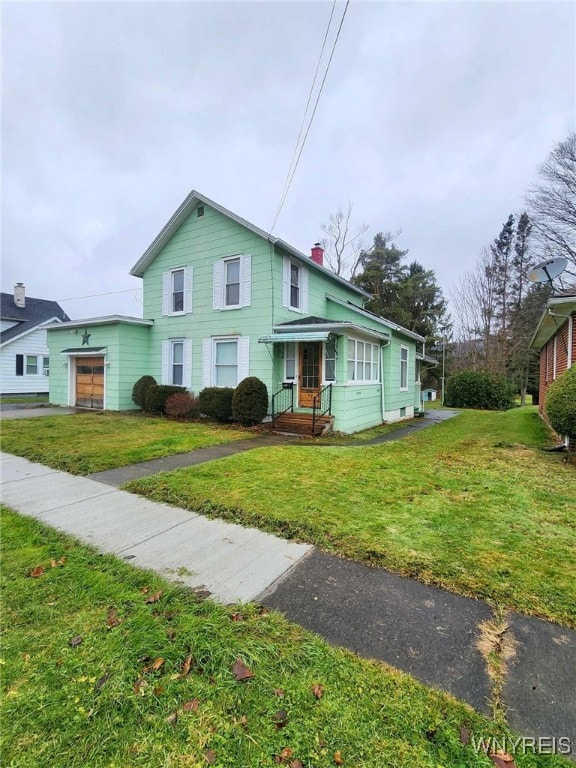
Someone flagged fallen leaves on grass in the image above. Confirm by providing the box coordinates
[133,678,147,695]
[273,688,285,697]
[205,748,217,764]
[94,673,111,692]
[273,709,288,730]
[69,635,83,647]
[230,612,244,622]
[182,698,200,712]
[50,557,66,568]
[231,658,254,682]
[179,654,193,678]
[106,608,121,628]
[143,657,164,674]
[29,565,45,578]
[334,751,344,765]
[311,683,324,699]
[145,590,163,604]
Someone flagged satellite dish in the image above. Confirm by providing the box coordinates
[527,257,568,286]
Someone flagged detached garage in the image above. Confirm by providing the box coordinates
[46,316,152,410]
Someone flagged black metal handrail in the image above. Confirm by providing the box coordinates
[271,382,294,421]
[312,383,332,434]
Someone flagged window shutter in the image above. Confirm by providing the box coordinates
[162,272,171,316]
[161,340,171,384]
[185,267,193,314]
[183,339,193,388]
[213,261,224,310]
[202,338,212,388]
[238,336,250,383]
[300,266,309,314]
[16,354,24,376]
[241,254,251,307]
[282,256,290,308]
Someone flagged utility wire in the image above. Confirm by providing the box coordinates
[271,0,337,231]
[271,0,350,233]
[57,288,141,302]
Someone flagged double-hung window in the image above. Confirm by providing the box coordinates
[162,267,192,315]
[43,357,50,376]
[400,346,409,390]
[214,339,238,387]
[171,340,184,386]
[282,256,308,313]
[26,355,38,375]
[290,264,300,309]
[225,258,241,307]
[172,269,184,313]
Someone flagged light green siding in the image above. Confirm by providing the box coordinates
[48,322,151,410]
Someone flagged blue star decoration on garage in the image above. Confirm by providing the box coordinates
[81,330,91,346]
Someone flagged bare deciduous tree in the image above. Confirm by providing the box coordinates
[320,202,368,278]
[526,132,576,276]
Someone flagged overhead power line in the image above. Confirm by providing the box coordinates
[56,288,142,302]
[271,0,350,233]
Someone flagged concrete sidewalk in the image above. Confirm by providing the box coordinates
[0,452,311,604]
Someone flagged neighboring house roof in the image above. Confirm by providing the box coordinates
[0,292,70,346]
[129,190,371,299]
[530,293,576,349]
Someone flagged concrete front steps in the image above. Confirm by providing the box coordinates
[271,412,333,436]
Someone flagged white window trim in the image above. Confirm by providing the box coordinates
[163,266,193,316]
[346,337,380,385]
[214,255,251,311]
[170,339,185,386]
[400,345,409,391]
[203,335,250,387]
[25,354,39,376]
[282,256,308,314]
[553,336,557,380]
[284,341,297,383]
[323,339,337,384]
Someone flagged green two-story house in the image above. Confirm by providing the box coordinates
[47,191,429,433]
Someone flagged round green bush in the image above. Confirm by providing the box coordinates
[144,384,186,414]
[132,375,157,409]
[198,387,235,422]
[232,377,269,426]
[545,366,576,440]
[444,370,515,410]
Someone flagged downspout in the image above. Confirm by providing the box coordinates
[380,339,390,422]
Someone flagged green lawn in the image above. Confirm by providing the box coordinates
[0,395,49,404]
[126,408,576,628]
[1,508,567,768]
[0,412,253,474]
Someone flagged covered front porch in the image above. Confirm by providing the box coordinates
[258,317,390,435]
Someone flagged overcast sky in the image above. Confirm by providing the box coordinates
[2,1,574,320]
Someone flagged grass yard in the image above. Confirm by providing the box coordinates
[1,508,567,768]
[126,408,576,628]
[0,412,253,474]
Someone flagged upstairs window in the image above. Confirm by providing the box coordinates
[213,255,251,310]
[162,267,193,315]
[225,258,241,307]
[282,256,308,313]
[290,264,300,309]
[172,269,184,313]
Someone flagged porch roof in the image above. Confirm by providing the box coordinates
[60,347,107,355]
[258,321,390,344]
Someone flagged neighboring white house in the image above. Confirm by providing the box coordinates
[0,284,70,395]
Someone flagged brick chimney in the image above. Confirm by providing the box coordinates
[14,283,25,308]
[311,243,324,266]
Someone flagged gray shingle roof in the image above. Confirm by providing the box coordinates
[277,316,332,326]
[0,292,70,344]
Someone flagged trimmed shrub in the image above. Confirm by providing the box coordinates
[444,370,515,410]
[165,392,199,419]
[132,375,157,409]
[145,384,186,414]
[232,377,269,426]
[546,366,576,440]
[198,387,235,423]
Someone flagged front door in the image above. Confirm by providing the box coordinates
[298,342,322,408]
[75,357,105,409]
